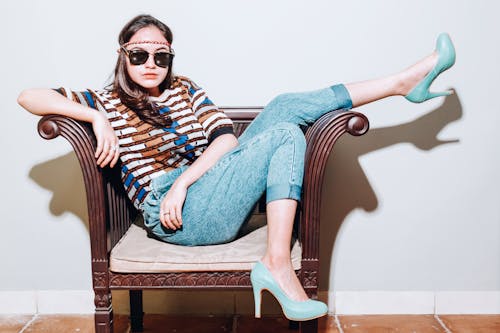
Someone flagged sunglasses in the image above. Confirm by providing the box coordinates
[121,47,175,68]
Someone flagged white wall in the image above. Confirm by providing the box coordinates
[1,0,499,314]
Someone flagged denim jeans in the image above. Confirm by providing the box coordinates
[141,84,353,246]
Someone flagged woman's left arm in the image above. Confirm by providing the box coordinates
[159,133,239,230]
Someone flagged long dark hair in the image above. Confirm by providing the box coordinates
[113,14,174,127]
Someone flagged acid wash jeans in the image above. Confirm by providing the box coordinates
[141,84,353,246]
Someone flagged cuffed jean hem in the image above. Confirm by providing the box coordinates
[266,184,302,204]
[330,84,353,109]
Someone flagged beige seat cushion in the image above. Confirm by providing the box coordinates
[110,216,302,273]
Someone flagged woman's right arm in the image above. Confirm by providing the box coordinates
[18,88,120,167]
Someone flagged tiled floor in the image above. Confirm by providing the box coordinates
[1,314,499,332]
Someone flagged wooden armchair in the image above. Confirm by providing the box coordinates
[37,107,369,333]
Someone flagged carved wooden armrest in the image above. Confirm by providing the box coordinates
[38,115,110,262]
[300,109,369,263]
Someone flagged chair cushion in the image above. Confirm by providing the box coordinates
[110,217,302,273]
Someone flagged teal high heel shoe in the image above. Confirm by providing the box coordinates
[250,261,328,321]
[405,33,456,103]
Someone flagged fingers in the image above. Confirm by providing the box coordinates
[159,186,186,230]
[92,115,120,168]
[160,210,176,230]
[175,205,183,226]
[99,144,119,167]
[95,141,120,168]
[169,207,180,229]
[159,207,170,229]
[160,206,183,230]
[110,146,121,168]
[170,206,182,229]
[95,138,104,160]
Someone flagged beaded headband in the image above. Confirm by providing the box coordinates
[121,40,171,48]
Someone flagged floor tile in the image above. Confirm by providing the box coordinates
[237,315,300,333]
[318,316,341,333]
[438,315,500,333]
[113,314,132,333]
[339,315,446,333]
[22,314,94,332]
[139,314,233,333]
[3,314,499,333]
[0,315,33,333]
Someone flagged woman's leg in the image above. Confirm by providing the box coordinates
[261,199,309,301]
[253,51,443,304]
[238,84,353,144]
[345,52,438,107]
[239,49,440,145]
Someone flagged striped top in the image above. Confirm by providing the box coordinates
[56,76,234,209]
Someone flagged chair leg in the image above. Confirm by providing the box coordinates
[299,319,318,333]
[129,290,144,332]
[94,289,113,333]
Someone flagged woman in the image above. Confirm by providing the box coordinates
[18,14,455,321]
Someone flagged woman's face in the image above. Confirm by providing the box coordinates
[124,26,171,97]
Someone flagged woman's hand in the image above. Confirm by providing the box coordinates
[18,88,120,168]
[156,134,238,230]
[159,181,187,230]
[92,112,120,168]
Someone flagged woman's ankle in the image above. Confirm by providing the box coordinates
[399,52,439,96]
[261,255,292,271]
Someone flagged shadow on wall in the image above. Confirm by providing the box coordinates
[319,90,463,290]
[29,151,89,231]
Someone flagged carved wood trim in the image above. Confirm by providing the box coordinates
[108,269,310,289]
[109,271,252,289]
[38,116,108,261]
[301,110,369,262]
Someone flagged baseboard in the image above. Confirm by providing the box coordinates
[435,291,500,314]
[0,291,37,314]
[0,290,94,314]
[331,291,500,315]
[1,290,499,315]
[37,290,95,314]
[333,291,435,315]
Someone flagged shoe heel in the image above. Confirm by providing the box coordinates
[427,90,453,99]
[252,283,263,318]
[406,88,453,103]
